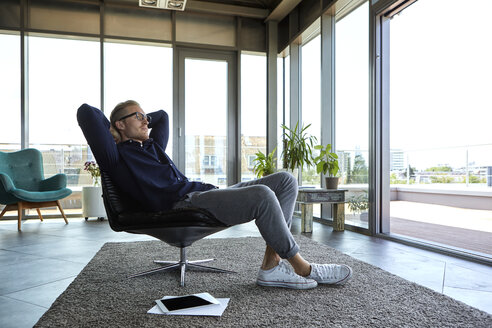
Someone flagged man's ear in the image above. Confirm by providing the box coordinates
[114,120,125,130]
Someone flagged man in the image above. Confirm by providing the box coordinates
[77,100,352,289]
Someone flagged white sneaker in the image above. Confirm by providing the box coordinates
[307,263,353,285]
[257,261,318,290]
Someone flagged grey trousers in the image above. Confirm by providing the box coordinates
[173,172,300,259]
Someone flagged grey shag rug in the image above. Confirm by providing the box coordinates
[35,236,492,327]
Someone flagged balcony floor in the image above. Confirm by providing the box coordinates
[390,201,492,256]
[0,215,491,327]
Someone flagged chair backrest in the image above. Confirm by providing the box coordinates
[100,171,144,231]
[0,149,44,192]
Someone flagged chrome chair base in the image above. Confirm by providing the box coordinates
[128,247,236,286]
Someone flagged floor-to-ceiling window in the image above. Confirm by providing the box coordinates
[335,1,369,229]
[385,0,492,257]
[241,53,266,181]
[104,41,173,157]
[28,35,100,189]
[0,32,21,152]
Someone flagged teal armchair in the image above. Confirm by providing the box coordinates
[0,148,72,231]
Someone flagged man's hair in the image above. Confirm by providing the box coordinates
[110,100,140,129]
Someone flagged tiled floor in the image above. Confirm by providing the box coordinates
[0,217,491,328]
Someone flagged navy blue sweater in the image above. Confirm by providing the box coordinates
[77,103,216,211]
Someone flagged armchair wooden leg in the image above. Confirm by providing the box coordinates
[56,200,69,224]
[0,206,8,219]
[18,202,23,231]
[36,208,44,222]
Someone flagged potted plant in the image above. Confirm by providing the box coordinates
[252,148,276,178]
[313,144,339,189]
[84,161,101,186]
[347,191,369,221]
[281,121,317,177]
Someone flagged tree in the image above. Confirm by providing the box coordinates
[302,167,320,185]
[430,175,454,183]
[426,165,452,172]
[390,173,408,184]
[351,154,368,184]
[402,166,416,178]
[463,175,485,184]
[345,153,352,184]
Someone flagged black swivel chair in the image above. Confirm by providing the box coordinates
[100,171,235,286]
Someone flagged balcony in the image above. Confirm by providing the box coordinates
[334,183,492,258]
[389,184,492,257]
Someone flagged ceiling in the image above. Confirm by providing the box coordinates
[193,0,282,10]
[115,0,281,10]
[109,0,301,20]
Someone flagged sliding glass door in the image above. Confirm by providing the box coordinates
[176,48,237,187]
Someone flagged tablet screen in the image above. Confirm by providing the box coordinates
[161,295,214,311]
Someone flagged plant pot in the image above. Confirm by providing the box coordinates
[325,177,339,189]
[82,186,106,219]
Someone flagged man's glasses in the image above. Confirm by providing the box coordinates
[118,112,152,124]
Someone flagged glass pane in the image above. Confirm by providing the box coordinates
[301,35,321,219]
[185,58,227,186]
[277,56,290,169]
[279,55,290,167]
[0,33,21,151]
[277,56,285,169]
[389,0,492,257]
[335,1,369,229]
[241,53,266,182]
[28,35,100,215]
[28,36,99,185]
[105,41,173,157]
[301,35,321,188]
[285,55,290,130]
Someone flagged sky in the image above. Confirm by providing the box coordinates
[335,1,370,154]
[389,0,492,168]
